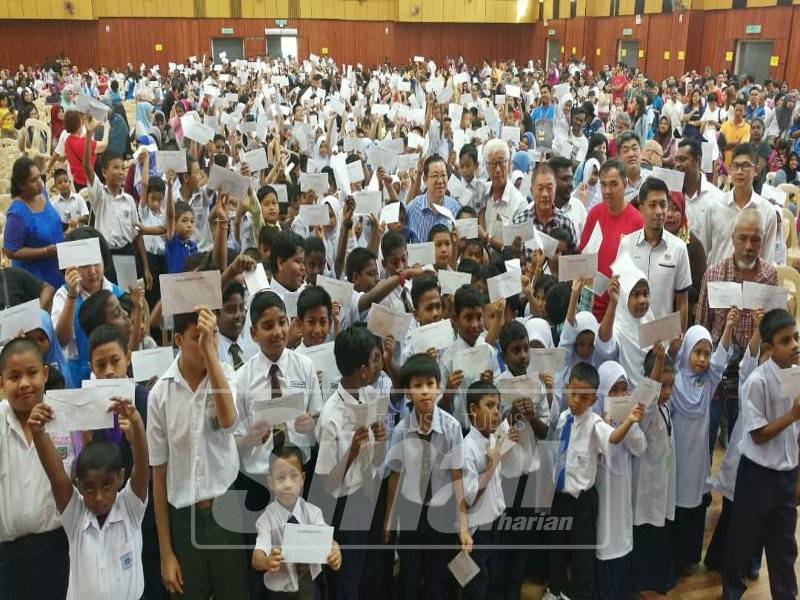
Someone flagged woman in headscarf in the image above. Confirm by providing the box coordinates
[105,103,131,158]
[610,264,655,388]
[553,93,573,144]
[772,92,797,140]
[50,102,65,143]
[573,133,608,187]
[652,116,677,168]
[134,92,155,138]
[169,98,190,146]
[59,84,76,112]
[670,319,734,576]
[664,191,706,326]
[594,361,646,600]
[580,155,602,209]
[26,310,74,390]
[319,194,342,272]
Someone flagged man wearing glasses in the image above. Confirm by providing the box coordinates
[477,138,527,253]
[699,143,777,266]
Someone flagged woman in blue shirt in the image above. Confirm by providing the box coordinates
[3,156,64,287]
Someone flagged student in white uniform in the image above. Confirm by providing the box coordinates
[631,346,678,596]
[378,231,414,315]
[268,230,308,316]
[723,308,800,600]
[146,308,250,599]
[671,317,735,576]
[0,339,73,599]
[28,397,148,600]
[439,285,501,430]
[593,361,646,600]
[461,381,518,600]
[314,324,388,600]
[217,282,259,370]
[395,275,450,375]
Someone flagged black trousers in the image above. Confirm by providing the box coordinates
[548,487,598,600]
[672,493,711,574]
[723,457,798,600]
[329,490,373,600]
[705,496,763,576]
[463,520,503,600]
[501,473,548,598]
[0,527,69,600]
[631,522,675,595]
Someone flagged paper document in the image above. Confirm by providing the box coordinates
[132,347,175,381]
[160,271,223,315]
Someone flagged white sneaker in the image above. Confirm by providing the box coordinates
[541,591,561,600]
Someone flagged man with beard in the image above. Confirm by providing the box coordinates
[217,281,258,370]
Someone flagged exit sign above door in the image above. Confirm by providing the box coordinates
[745,25,762,35]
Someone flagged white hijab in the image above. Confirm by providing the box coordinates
[582,157,602,209]
[595,360,630,474]
[525,318,554,349]
[553,94,574,140]
[320,195,341,270]
[612,270,655,388]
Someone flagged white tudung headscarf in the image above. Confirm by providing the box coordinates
[553,94,574,141]
[582,157,602,209]
[595,360,630,474]
[612,264,655,388]
[320,195,341,270]
[671,325,714,419]
[525,318,554,349]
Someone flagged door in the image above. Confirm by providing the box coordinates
[618,40,639,70]
[211,37,244,62]
[735,40,773,83]
[546,39,560,66]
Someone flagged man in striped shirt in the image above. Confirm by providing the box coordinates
[404,155,462,242]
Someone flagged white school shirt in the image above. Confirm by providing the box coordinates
[386,405,465,508]
[234,349,323,474]
[88,176,141,250]
[182,186,215,252]
[439,334,502,430]
[700,189,777,266]
[550,409,614,500]
[52,278,117,360]
[684,174,723,241]
[481,180,528,241]
[462,425,508,531]
[337,289,367,331]
[314,384,384,498]
[739,359,800,471]
[497,369,549,477]
[708,347,758,501]
[616,228,692,319]
[254,498,326,593]
[672,341,730,508]
[595,419,646,561]
[632,403,676,527]
[0,402,75,542]
[139,205,166,255]
[218,331,259,369]
[50,192,89,224]
[378,278,412,316]
[267,278,305,319]
[61,482,146,600]
[146,354,240,509]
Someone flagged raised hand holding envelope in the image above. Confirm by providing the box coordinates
[299,204,330,227]
[367,304,412,340]
[44,388,113,434]
[160,271,223,316]
[0,299,42,342]
[438,270,472,296]
[316,275,354,312]
[638,312,681,347]
[455,218,478,239]
[452,345,492,381]
[411,320,455,353]
[156,151,188,173]
[57,238,103,269]
[558,253,598,282]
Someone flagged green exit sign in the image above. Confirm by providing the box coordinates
[275,19,287,27]
[745,24,761,34]
[622,28,633,36]
[221,27,234,35]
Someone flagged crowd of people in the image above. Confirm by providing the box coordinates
[0,50,799,600]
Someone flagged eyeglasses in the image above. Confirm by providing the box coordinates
[488,159,508,170]
[730,162,755,173]
[426,173,448,181]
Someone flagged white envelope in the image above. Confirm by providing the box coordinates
[505,84,521,99]
[344,137,363,153]
[494,95,506,106]
[367,304,412,341]
[448,103,463,125]
[630,377,661,407]
[453,72,469,86]
[353,191,382,216]
[204,115,219,131]
[299,204,330,227]
[529,347,567,373]
[502,220,535,246]
[452,345,492,381]
[414,56,425,63]
[273,183,289,205]
[778,366,800,399]
[156,151,188,173]
[638,312,682,347]
[397,153,419,172]
[348,394,390,429]
[406,132,426,152]
[112,255,138,292]
[438,270,472,296]
[82,378,135,402]
[316,275,354,313]
[75,94,110,123]
[44,388,113,434]
[408,242,436,266]
[243,263,270,293]
[181,116,215,144]
[487,270,522,302]
[297,342,341,390]
[283,524,334,564]
[454,218,478,240]
[132,347,175,381]
[741,281,789,312]
[57,238,102,269]
[448,551,480,588]
[707,281,742,309]
[299,173,330,196]
[410,319,454,353]
[207,164,250,199]
[558,253,598,282]
[525,228,560,259]
[240,148,268,172]
[160,271,223,316]
[583,221,604,255]
[250,391,307,427]
[501,125,520,144]
[497,374,537,406]
[346,160,364,184]
[372,103,390,116]
[651,167,685,193]
[0,299,41,342]
[379,202,401,225]
[590,272,610,296]
[606,396,633,423]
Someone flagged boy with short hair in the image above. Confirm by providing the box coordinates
[217,282,259,370]
[379,231,412,314]
[269,230,308,300]
[137,162,168,308]
[543,362,644,600]
[723,308,800,600]
[383,353,472,600]
[164,169,198,274]
[50,167,89,230]
[29,392,148,600]
[252,446,342,596]
[428,223,457,271]
[146,307,249,599]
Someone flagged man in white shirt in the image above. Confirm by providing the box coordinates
[617,177,692,328]
[662,86,685,136]
[480,138,527,254]
[550,156,587,240]
[674,137,724,241]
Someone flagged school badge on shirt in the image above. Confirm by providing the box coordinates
[120,550,133,571]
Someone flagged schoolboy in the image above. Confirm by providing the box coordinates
[137,162,168,308]
[379,231,413,314]
[252,446,342,597]
[428,223,457,271]
[383,353,472,600]
[83,116,151,289]
[256,185,283,232]
[269,230,307,300]
[164,168,198,274]
[395,274,449,375]
[50,167,89,230]
[461,380,519,600]
[29,393,148,600]
[440,284,501,429]
[723,308,800,600]
[146,308,249,599]
[303,235,328,286]
[217,282,258,370]
[314,325,388,599]
[0,339,73,599]
[543,362,644,600]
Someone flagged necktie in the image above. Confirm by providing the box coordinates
[418,431,433,505]
[229,342,243,370]
[287,514,299,525]
[554,414,574,493]
[400,287,413,313]
[269,363,286,450]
